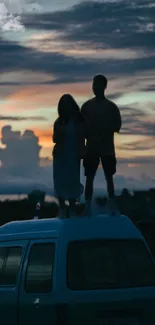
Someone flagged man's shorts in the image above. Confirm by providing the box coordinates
[83,152,116,178]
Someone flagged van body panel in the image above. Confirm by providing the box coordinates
[0,218,62,237]
[18,238,58,325]
[0,216,144,242]
[67,298,155,325]
[0,231,58,242]
[0,240,29,325]
[61,216,144,241]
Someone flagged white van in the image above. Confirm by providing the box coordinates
[0,214,155,325]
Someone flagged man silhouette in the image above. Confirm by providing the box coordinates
[81,74,122,215]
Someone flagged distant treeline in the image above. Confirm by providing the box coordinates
[0,192,155,226]
[0,199,84,226]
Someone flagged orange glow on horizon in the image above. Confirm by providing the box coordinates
[33,128,53,148]
[1,82,91,112]
[128,163,141,168]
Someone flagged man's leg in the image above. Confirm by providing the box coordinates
[69,199,76,217]
[105,174,115,199]
[101,155,119,214]
[83,153,99,215]
[101,155,116,198]
[85,176,94,201]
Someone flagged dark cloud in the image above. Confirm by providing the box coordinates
[118,156,155,164]
[118,138,155,151]
[63,1,155,51]
[117,104,155,136]
[1,0,155,83]
[0,36,103,81]
[142,86,155,92]
[0,125,41,175]
[23,1,155,50]
[121,118,155,136]
[0,34,154,84]
[0,125,53,194]
[0,115,47,121]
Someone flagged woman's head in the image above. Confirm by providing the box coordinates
[58,94,80,122]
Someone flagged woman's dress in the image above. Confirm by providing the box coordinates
[53,120,81,200]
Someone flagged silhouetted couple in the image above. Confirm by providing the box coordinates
[52,74,122,217]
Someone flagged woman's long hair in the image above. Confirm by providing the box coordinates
[58,94,81,124]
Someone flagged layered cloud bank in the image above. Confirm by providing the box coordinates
[0,124,155,194]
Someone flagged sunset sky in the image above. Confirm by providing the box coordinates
[0,0,155,192]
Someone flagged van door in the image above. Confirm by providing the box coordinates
[18,238,57,325]
[137,221,155,259]
[0,240,29,325]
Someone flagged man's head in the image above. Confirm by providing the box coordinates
[92,74,108,98]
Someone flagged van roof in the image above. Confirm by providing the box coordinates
[0,214,143,242]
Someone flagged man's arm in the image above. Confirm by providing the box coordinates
[81,103,89,138]
[113,104,122,133]
[81,102,87,118]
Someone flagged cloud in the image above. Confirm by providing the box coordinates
[0,36,105,83]
[121,108,155,136]
[118,156,155,165]
[0,124,54,194]
[0,0,42,32]
[0,168,53,195]
[0,70,54,85]
[20,1,155,82]
[23,1,155,51]
[0,13,24,32]
[0,124,41,173]
[0,115,47,121]
[1,0,155,82]
[118,137,155,151]
[26,32,154,61]
[0,123,154,194]
[0,1,24,31]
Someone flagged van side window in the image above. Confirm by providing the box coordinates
[25,243,55,293]
[67,239,155,290]
[0,247,22,286]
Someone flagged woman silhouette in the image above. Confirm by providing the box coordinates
[53,94,85,217]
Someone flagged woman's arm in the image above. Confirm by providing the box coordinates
[78,119,86,158]
[53,120,57,143]
[53,119,65,143]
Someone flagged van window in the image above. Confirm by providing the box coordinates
[67,239,155,290]
[25,243,55,293]
[0,247,22,286]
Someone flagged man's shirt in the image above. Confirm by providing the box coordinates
[81,96,122,155]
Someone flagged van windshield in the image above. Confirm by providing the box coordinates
[67,239,155,290]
